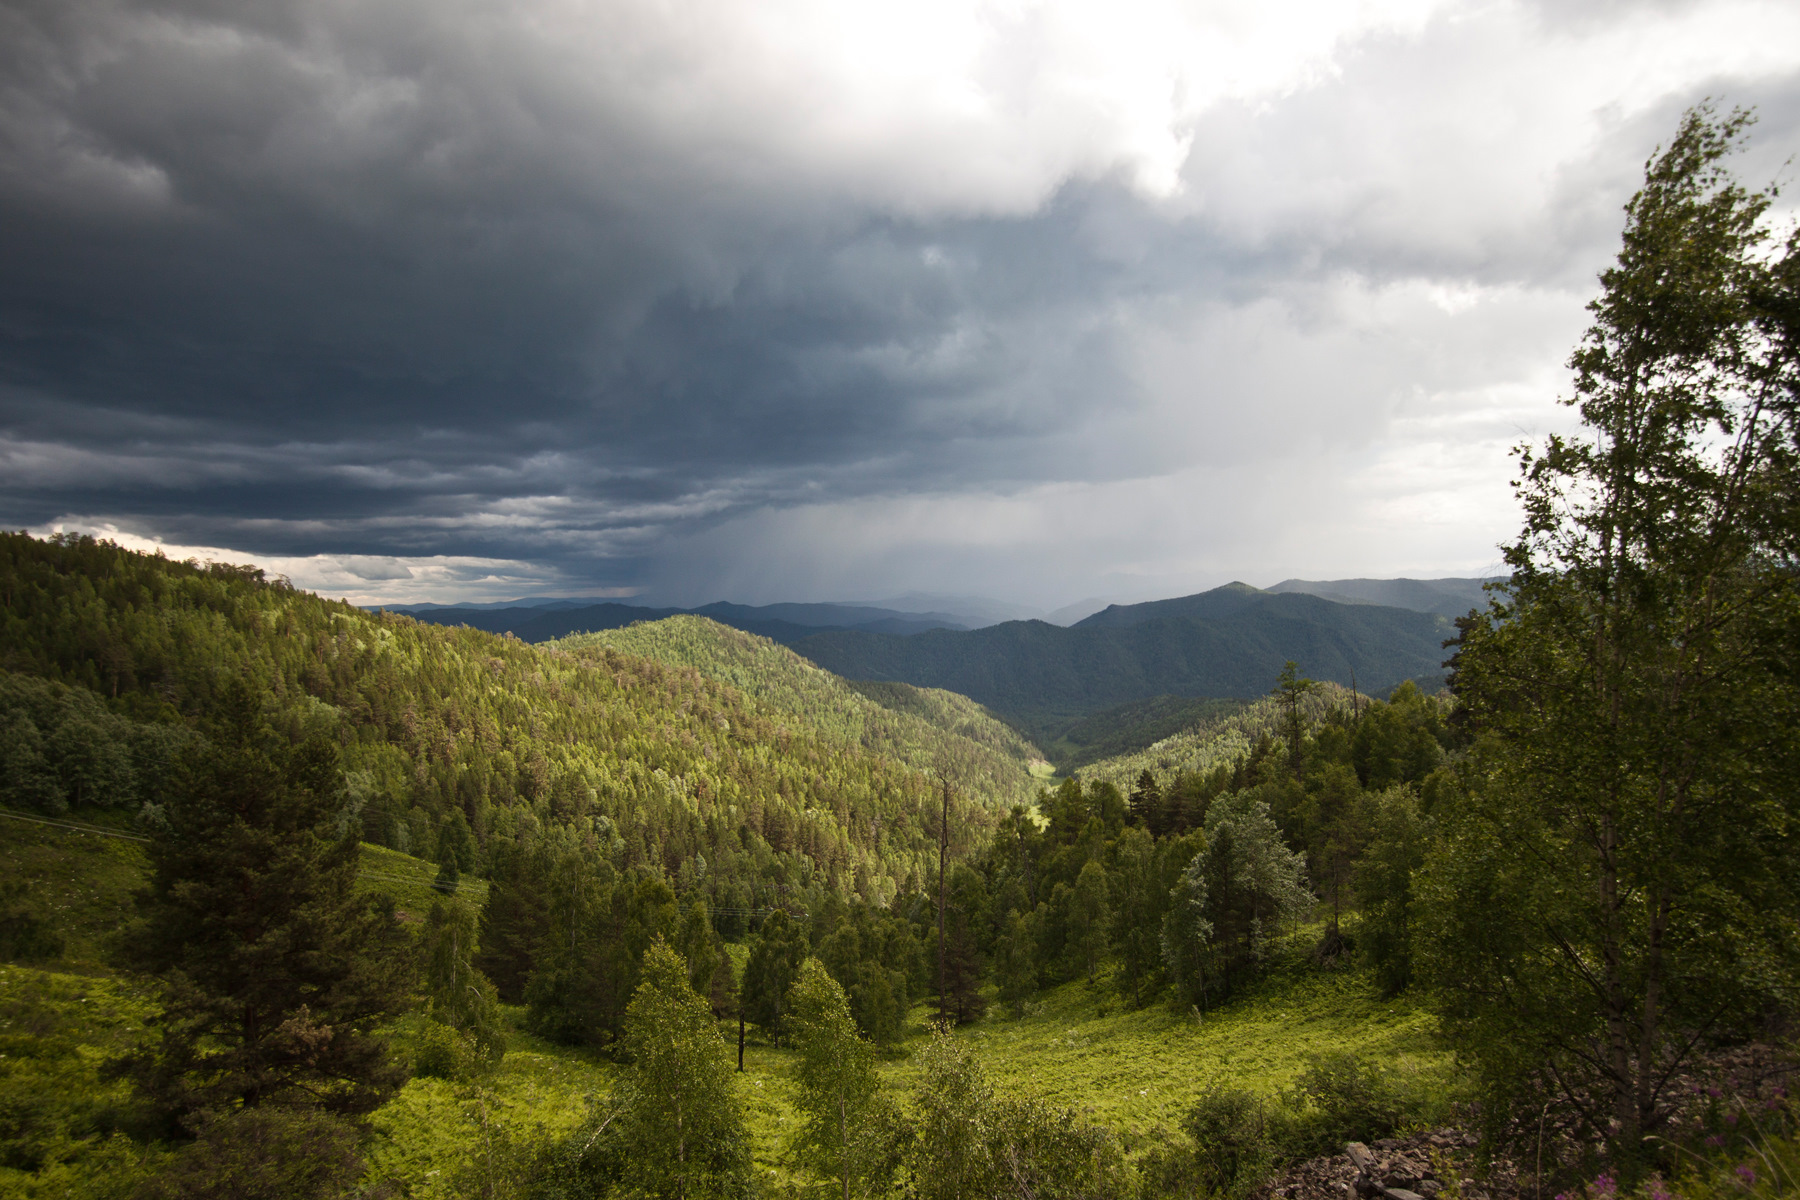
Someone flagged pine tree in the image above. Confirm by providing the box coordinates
[116,682,413,1122]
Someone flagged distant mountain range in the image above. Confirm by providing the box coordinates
[1265,576,1505,617]
[791,583,1458,744]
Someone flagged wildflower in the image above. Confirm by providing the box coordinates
[1706,1136,1726,1148]
[1726,1113,1738,1126]
[1591,1174,1617,1197]
[1735,1165,1755,1186]
[1646,1177,1675,1200]
[1708,1087,1723,1099]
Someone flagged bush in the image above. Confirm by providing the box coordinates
[0,893,64,963]
[413,1019,481,1082]
[136,1106,366,1200]
[1178,1087,1276,1200]
[1293,1051,1417,1145]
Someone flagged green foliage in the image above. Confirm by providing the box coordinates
[787,959,895,1199]
[1171,1087,1275,1200]
[1350,788,1432,995]
[902,1027,1128,1200]
[561,617,1044,811]
[114,682,415,1120]
[741,910,812,1045]
[0,881,64,964]
[608,939,755,1199]
[0,813,147,967]
[1075,685,1354,798]
[136,1106,366,1200]
[1038,695,1247,774]
[810,903,926,1047]
[0,671,190,817]
[1162,791,1311,1006]
[422,897,506,1070]
[0,532,1016,922]
[1420,105,1800,1156]
[0,965,161,1193]
[1289,1049,1430,1149]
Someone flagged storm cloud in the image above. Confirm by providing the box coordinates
[3,0,1798,605]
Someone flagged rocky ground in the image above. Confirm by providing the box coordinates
[1261,1130,1525,1200]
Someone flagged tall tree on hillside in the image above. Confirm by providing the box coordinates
[422,897,506,1066]
[611,938,754,1199]
[788,958,895,1200]
[115,681,413,1124]
[1420,106,1800,1159]
[742,910,811,1043]
[1272,661,1317,777]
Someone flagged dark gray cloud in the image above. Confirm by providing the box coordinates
[3,0,1798,605]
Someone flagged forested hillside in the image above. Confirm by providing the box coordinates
[0,533,1008,907]
[793,586,1450,742]
[554,617,1048,807]
[1072,684,1358,793]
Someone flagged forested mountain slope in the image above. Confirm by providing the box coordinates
[793,588,1451,742]
[555,617,1048,807]
[0,533,1006,905]
[1072,683,1357,794]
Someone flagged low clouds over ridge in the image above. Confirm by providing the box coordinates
[3,0,1798,606]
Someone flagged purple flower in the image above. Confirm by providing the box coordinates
[1706,1135,1726,1148]
[1708,1087,1723,1099]
[1591,1174,1617,1197]
[1647,1180,1675,1200]
[1735,1165,1756,1186]
[1726,1113,1738,1126]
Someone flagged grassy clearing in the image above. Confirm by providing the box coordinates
[356,841,488,920]
[0,813,148,968]
[875,938,1448,1155]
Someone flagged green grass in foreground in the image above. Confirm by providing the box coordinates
[876,938,1448,1154]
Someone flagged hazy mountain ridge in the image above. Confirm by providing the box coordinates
[1265,576,1505,617]
[793,586,1452,745]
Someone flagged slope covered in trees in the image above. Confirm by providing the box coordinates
[793,586,1449,742]
[554,616,1047,808]
[0,533,1009,907]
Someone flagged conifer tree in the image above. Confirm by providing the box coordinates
[117,681,413,1122]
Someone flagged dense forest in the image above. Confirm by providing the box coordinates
[0,532,1017,910]
[1,105,1798,1200]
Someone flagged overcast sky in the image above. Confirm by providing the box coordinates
[3,0,1798,608]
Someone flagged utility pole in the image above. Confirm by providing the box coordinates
[937,777,949,1023]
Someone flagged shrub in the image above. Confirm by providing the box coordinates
[136,1106,365,1200]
